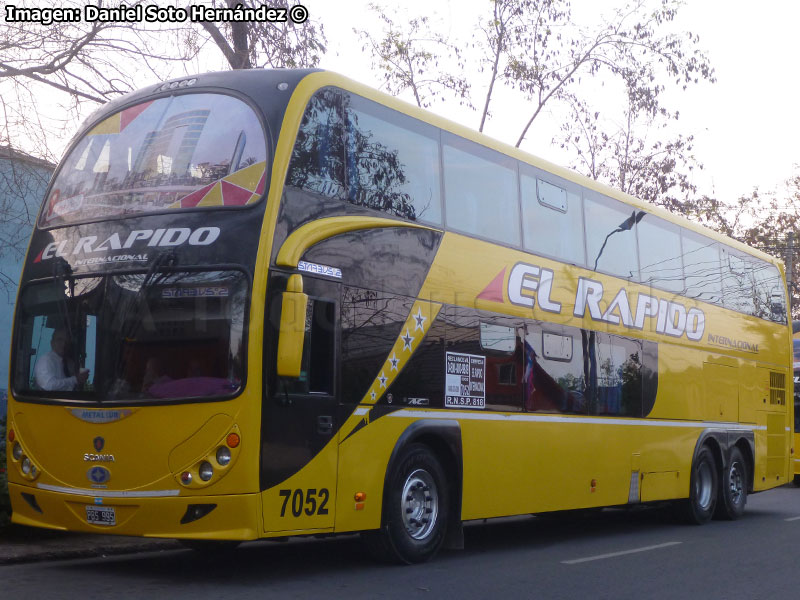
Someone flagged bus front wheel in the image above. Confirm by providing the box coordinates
[679,445,718,525]
[715,446,748,520]
[363,443,449,564]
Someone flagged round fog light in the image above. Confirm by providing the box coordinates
[21,457,32,475]
[198,461,214,482]
[180,471,193,485]
[12,442,23,461]
[216,446,231,466]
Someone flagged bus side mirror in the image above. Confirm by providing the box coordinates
[277,274,308,378]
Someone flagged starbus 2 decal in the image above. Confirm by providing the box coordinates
[479,261,707,343]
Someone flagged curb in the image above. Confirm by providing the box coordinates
[0,540,183,565]
[0,527,183,565]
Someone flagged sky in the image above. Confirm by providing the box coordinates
[308,0,800,206]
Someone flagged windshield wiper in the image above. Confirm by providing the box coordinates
[109,249,177,397]
[52,258,84,390]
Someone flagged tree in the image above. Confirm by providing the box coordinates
[359,0,713,147]
[558,92,702,214]
[355,5,470,109]
[196,0,326,70]
[0,0,328,160]
[503,0,714,148]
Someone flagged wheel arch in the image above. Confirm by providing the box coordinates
[382,419,464,549]
[692,429,755,492]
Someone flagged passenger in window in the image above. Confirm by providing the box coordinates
[186,358,204,378]
[141,357,171,392]
[34,328,89,391]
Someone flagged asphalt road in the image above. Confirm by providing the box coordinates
[3,485,800,599]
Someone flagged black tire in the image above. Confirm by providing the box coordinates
[715,446,747,520]
[678,445,718,525]
[362,443,449,564]
[794,474,800,487]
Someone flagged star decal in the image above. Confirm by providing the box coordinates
[389,352,400,371]
[414,307,427,332]
[401,329,414,351]
[379,372,388,388]
[370,390,376,401]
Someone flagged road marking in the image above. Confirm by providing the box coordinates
[784,516,800,522]
[562,541,683,564]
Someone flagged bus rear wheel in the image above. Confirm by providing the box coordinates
[715,446,747,520]
[679,445,718,525]
[362,443,449,564]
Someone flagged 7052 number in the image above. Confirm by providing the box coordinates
[279,488,330,517]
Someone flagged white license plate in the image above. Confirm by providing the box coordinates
[85,505,116,526]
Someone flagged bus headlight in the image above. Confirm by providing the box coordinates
[216,446,231,466]
[198,461,214,482]
[21,457,32,475]
[12,442,23,461]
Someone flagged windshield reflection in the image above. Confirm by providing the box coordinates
[13,270,247,403]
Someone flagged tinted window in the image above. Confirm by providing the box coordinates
[524,323,586,414]
[286,88,345,199]
[720,247,756,316]
[14,270,247,402]
[443,308,523,411]
[520,167,585,266]
[637,215,684,292]
[443,133,520,246]
[681,231,722,305]
[389,312,447,408]
[42,94,268,227]
[341,288,406,403]
[345,94,442,224]
[591,333,642,417]
[284,298,336,395]
[584,191,640,278]
[751,259,787,323]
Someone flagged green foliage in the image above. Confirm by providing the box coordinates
[355,5,471,109]
[0,413,10,530]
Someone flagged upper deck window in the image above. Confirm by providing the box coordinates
[40,93,267,228]
[637,215,684,293]
[520,166,585,266]
[584,190,640,279]
[443,133,520,246]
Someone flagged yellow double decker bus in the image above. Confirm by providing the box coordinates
[6,70,792,563]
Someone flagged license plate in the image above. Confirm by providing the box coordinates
[85,505,116,526]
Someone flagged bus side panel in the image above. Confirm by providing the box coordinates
[333,410,703,528]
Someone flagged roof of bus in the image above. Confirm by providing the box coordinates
[68,68,781,270]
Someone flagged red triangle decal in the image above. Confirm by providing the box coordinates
[255,171,266,195]
[177,183,214,208]
[120,101,153,131]
[221,180,254,206]
[477,268,506,303]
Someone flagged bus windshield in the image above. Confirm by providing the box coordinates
[40,93,267,228]
[12,269,247,402]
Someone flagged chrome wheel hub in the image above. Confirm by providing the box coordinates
[401,468,438,540]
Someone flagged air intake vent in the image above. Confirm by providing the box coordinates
[769,371,786,405]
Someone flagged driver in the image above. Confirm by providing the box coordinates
[34,328,90,391]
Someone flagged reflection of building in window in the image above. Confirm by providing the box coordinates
[131,109,211,183]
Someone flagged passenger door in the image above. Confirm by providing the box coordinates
[262,275,339,532]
